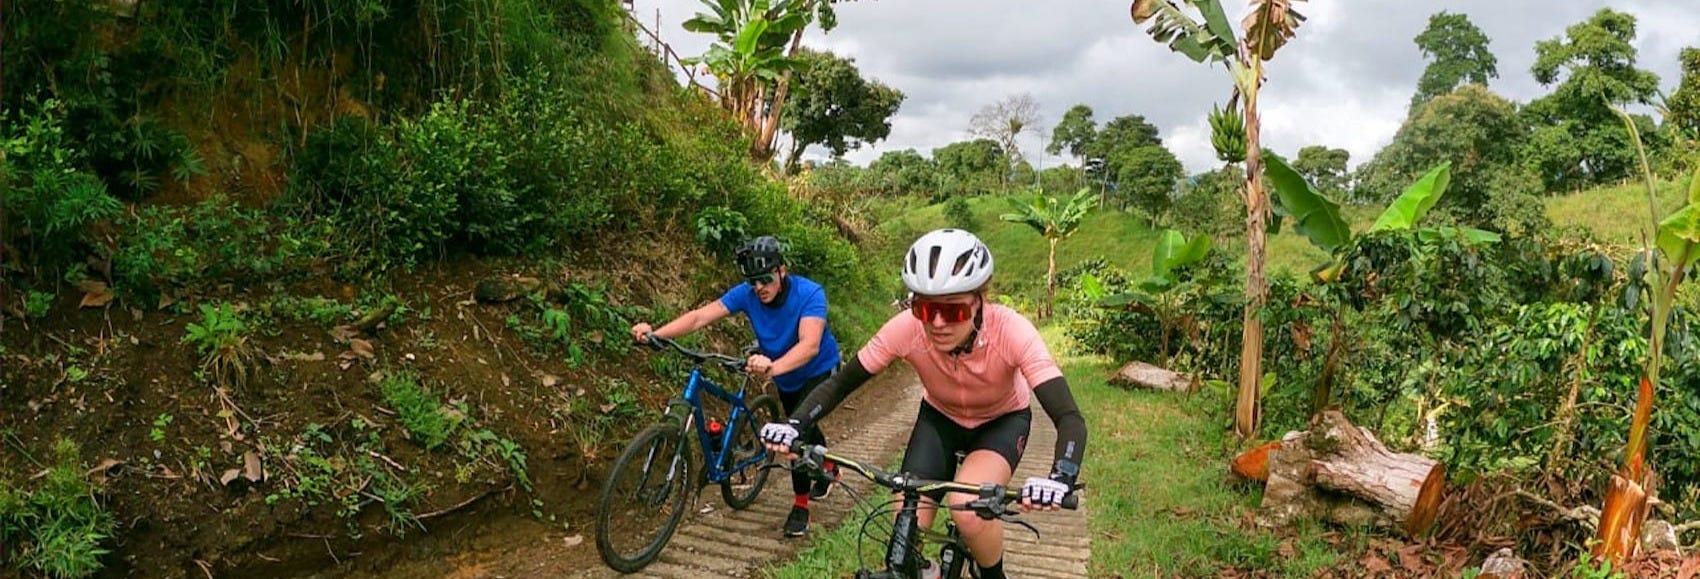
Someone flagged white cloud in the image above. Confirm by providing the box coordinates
[630,0,1696,174]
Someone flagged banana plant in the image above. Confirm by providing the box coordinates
[1131,0,1308,439]
[1095,229,1216,366]
[1262,156,1497,414]
[1000,188,1101,319]
[682,0,837,163]
[1591,105,1700,567]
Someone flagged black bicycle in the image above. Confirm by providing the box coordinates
[781,442,1080,579]
[594,334,782,573]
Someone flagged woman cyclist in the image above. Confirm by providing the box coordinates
[760,228,1087,579]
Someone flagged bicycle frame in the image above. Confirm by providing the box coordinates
[666,366,766,484]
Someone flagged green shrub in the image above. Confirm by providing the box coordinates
[1,98,124,278]
[943,197,976,230]
[0,439,115,579]
[379,372,462,450]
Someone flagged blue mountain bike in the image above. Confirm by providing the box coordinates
[594,333,781,573]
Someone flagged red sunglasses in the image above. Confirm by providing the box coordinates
[910,298,976,324]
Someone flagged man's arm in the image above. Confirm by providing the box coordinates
[648,301,732,340]
[768,317,825,377]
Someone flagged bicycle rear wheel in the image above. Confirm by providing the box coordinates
[595,422,693,572]
[720,393,781,509]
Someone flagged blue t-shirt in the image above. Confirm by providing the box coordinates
[718,274,842,392]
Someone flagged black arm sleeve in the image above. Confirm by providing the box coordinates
[1033,376,1087,479]
[788,356,875,429]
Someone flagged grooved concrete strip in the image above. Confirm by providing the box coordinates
[580,370,1092,578]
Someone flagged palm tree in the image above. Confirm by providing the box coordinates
[1129,0,1307,440]
[1000,188,1100,318]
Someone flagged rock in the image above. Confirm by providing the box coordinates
[1642,519,1681,554]
[1478,547,1525,578]
[1108,361,1192,391]
[474,277,543,303]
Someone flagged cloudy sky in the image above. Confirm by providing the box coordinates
[626,0,1698,174]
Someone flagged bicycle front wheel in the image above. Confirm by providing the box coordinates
[720,393,781,509]
[595,422,693,573]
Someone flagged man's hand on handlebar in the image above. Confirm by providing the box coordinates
[630,323,655,344]
[746,354,774,377]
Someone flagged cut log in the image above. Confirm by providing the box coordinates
[1230,439,1282,482]
[1257,410,1447,537]
[1109,361,1191,391]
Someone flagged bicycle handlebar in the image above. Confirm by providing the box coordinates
[641,333,748,373]
[786,442,1079,513]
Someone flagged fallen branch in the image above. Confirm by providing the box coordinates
[351,301,398,332]
[417,485,507,520]
[365,449,408,473]
[1514,489,1601,527]
[1675,520,1700,536]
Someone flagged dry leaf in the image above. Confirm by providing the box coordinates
[243,451,264,482]
[350,339,375,359]
[330,325,358,342]
[220,469,241,486]
[600,403,617,414]
[80,282,115,309]
[1361,551,1392,573]
[540,374,560,388]
[563,535,584,547]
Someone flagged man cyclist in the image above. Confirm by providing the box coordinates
[760,228,1087,579]
[629,235,843,537]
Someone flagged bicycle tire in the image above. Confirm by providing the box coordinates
[595,422,693,573]
[720,393,781,509]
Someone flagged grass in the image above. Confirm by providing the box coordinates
[1544,174,1693,246]
[1051,328,1349,578]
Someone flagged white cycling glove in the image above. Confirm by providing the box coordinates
[1021,476,1071,506]
[760,420,802,447]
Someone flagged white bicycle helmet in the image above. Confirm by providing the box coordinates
[901,229,994,296]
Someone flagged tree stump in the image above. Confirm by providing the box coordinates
[1108,361,1191,391]
[1258,410,1447,537]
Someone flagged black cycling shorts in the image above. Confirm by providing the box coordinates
[899,401,1031,497]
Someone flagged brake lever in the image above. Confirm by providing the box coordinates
[998,512,1042,540]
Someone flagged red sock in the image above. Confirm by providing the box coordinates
[794,494,809,509]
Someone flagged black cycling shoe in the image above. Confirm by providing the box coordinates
[783,505,810,537]
[810,462,840,500]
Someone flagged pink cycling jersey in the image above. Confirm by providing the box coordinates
[858,303,1064,428]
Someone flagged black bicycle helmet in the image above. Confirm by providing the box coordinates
[735,236,785,277]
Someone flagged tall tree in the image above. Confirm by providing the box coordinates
[779,48,905,172]
[1114,145,1185,222]
[1083,114,1164,189]
[1000,188,1101,318]
[932,138,1006,196]
[1132,0,1309,440]
[1667,47,1700,141]
[1410,11,1499,108]
[869,149,935,196]
[1292,145,1349,198]
[1357,85,1544,233]
[1522,8,1663,191]
[968,93,1042,187]
[1048,104,1099,158]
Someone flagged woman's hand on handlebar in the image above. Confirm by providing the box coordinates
[1017,476,1072,512]
[759,421,801,460]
